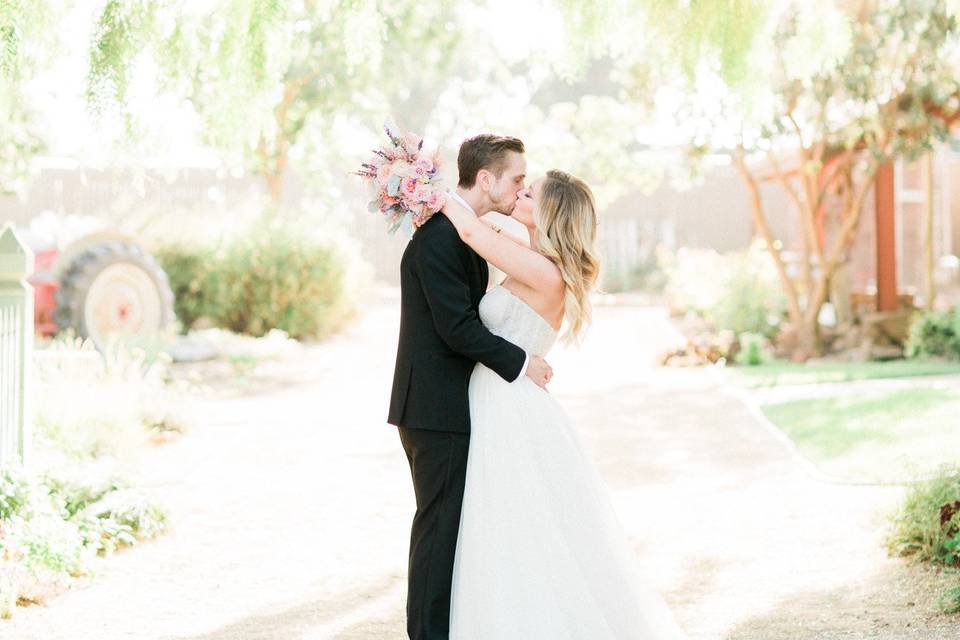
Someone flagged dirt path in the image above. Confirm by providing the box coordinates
[4,291,958,639]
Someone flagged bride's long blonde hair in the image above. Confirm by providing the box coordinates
[533,170,601,344]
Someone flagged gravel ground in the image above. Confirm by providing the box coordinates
[3,290,958,640]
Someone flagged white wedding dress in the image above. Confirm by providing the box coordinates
[449,285,687,639]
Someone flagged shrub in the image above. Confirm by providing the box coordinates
[711,249,787,338]
[887,466,960,613]
[0,468,34,520]
[735,332,771,366]
[906,308,960,360]
[151,244,214,332]
[0,464,167,616]
[665,242,787,338]
[888,466,960,564]
[156,226,356,340]
[33,335,187,459]
[664,247,726,317]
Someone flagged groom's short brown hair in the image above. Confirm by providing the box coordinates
[457,134,525,189]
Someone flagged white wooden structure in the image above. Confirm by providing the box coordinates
[0,224,32,466]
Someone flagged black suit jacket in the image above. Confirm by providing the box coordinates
[388,214,526,433]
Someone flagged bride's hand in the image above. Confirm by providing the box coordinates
[439,192,456,217]
[439,192,475,233]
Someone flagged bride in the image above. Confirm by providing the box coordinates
[439,170,687,639]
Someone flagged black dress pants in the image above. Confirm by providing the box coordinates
[397,426,470,640]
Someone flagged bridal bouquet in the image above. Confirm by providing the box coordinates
[356,122,447,236]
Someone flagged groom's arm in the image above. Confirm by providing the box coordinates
[415,227,527,383]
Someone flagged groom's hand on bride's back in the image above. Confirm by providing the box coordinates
[525,356,553,389]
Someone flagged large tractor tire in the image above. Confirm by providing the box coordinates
[53,240,176,349]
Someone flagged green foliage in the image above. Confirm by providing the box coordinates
[0,464,166,616]
[906,307,960,360]
[0,0,52,194]
[735,332,770,366]
[944,532,960,566]
[87,0,462,188]
[710,252,786,339]
[665,243,787,338]
[602,2,960,358]
[888,466,960,564]
[156,226,354,340]
[759,1,960,161]
[555,0,768,86]
[730,359,960,388]
[0,92,45,195]
[86,0,162,111]
[0,467,34,520]
[642,0,767,86]
[0,0,54,82]
[69,486,166,555]
[152,245,212,332]
[888,465,960,613]
[940,582,960,614]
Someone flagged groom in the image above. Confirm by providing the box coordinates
[388,134,553,640]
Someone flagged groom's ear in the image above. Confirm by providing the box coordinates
[476,169,493,193]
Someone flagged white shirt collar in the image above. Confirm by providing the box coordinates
[448,191,478,217]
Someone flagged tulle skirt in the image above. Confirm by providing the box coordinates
[449,365,688,639]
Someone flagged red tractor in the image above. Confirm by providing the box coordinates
[21,228,176,349]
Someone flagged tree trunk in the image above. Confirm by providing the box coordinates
[831,260,854,326]
[796,317,821,357]
[257,132,289,210]
[734,151,803,327]
[265,170,283,207]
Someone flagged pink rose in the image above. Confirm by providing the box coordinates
[401,177,419,199]
[414,158,434,176]
[413,184,433,203]
[426,190,445,212]
[377,163,393,182]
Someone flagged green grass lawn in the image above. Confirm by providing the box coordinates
[761,387,960,482]
[730,359,960,388]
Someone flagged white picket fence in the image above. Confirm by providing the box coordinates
[0,224,32,467]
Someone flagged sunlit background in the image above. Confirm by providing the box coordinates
[3,1,960,637]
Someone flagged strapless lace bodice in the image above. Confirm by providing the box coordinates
[479,286,558,357]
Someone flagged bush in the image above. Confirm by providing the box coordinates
[887,465,960,564]
[906,308,960,360]
[0,464,166,617]
[735,332,772,366]
[887,466,960,613]
[156,226,356,340]
[665,242,787,338]
[151,246,212,332]
[33,335,190,459]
